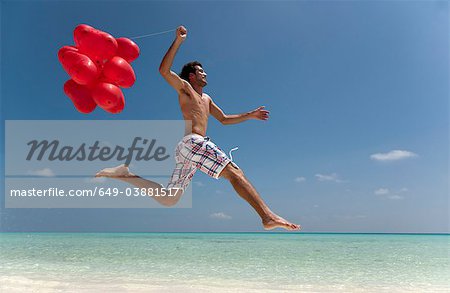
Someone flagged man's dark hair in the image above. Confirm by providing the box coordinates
[179,61,202,82]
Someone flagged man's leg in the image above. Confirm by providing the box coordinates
[95,164,183,206]
[219,163,300,231]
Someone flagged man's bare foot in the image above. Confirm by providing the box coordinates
[95,164,135,178]
[262,215,301,231]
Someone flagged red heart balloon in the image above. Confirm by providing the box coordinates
[102,56,136,88]
[73,24,94,47]
[116,38,140,63]
[58,46,78,63]
[74,24,118,61]
[105,94,125,114]
[60,51,99,85]
[91,82,124,110]
[63,79,97,114]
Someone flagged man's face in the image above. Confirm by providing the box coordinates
[190,65,207,87]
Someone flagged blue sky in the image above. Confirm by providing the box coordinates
[1,0,448,233]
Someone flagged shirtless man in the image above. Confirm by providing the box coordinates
[96,26,300,231]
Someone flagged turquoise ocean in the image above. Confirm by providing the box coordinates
[1,233,449,292]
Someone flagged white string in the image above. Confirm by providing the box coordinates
[228,147,239,162]
[129,28,176,40]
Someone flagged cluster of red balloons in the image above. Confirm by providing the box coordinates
[58,24,140,114]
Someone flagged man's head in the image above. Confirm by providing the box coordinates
[180,61,207,87]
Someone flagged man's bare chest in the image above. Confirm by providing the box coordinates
[180,91,209,110]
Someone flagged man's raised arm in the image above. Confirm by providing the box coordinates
[159,26,188,93]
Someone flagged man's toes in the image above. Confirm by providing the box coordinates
[95,171,106,177]
[284,222,293,229]
[287,223,297,230]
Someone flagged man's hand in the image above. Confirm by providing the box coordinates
[249,106,270,121]
[176,26,187,42]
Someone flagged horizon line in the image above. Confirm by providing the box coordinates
[0,231,449,235]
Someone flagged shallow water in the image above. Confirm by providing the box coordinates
[1,233,449,292]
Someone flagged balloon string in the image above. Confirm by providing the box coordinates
[129,28,176,40]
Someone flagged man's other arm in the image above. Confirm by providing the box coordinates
[209,97,270,125]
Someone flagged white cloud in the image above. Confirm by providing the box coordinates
[374,187,405,200]
[27,168,55,177]
[315,173,342,183]
[210,212,232,220]
[387,195,404,200]
[193,181,205,187]
[85,177,106,183]
[294,176,306,182]
[370,150,418,162]
[374,188,389,195]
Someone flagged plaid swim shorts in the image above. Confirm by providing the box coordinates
[166,134,235,191]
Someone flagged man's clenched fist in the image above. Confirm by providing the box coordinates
[176,26,187,42]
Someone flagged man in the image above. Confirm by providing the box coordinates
[96,26,300,231]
